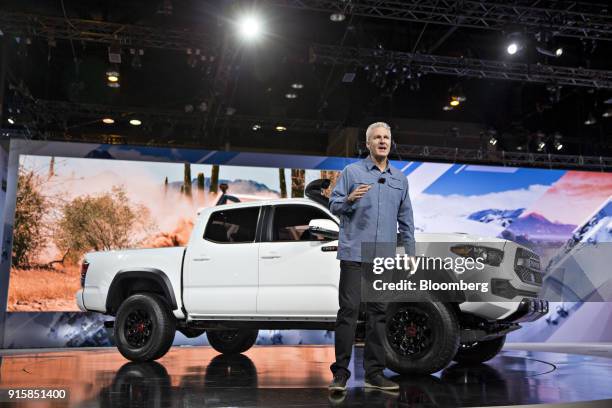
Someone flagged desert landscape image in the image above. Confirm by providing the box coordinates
[8,154,339,312]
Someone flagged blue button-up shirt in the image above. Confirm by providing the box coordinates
[329,157,415,262]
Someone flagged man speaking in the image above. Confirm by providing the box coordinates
[328,122,415,392]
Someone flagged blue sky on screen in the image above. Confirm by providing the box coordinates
[424,164,566,196]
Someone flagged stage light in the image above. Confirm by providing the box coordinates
[285,93,297,99]
[7,117,15,125]
[507,43,519,55]
[129,119,142,126]
[603,109,612,118]
[275,125,287,132]
[489,137,498,146]
[252,124,261,131]
[102,118,115,124]
[553,133,563,151]
[106,69,120,88]
[291,83,303,89]
[330,13,346,22]
[536,45,564,58]
[184,104,194,113]
[449,98,460,107]
[442,105,453,111]
[505,33,523,55]
[537,141,546,151]
[237,14,263,42]
[584,113,597,125]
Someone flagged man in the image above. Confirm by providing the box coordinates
[328,122,415,392]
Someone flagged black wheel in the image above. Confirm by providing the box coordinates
[115,293,176,362]
[383,302,459,375]
[453,335,506,365]
[207,329,258,355]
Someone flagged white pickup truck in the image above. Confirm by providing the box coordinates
[76,180,547,374]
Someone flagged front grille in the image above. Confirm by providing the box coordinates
[514,248,543,285]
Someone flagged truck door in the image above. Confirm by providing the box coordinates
[258,204,339,317]
[184,206,261,316]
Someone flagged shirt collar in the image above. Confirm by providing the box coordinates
[363,156,394,175]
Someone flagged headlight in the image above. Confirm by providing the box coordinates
[450,245,504,266]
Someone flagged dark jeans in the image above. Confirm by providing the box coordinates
[330,260,387,379]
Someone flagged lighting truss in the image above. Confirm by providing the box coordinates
[0,11,215,51]
[270,0,612,41]
[392,143,612,171]
[310,44,612,89]
[8,99,342,134]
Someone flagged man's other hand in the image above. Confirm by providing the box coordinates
[348,184,371,203]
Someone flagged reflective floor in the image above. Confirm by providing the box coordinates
[1,345,612,407]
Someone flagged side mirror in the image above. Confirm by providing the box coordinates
[308,219,339,240]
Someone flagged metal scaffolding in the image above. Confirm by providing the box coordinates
[270,0,612,41]
[0,11,215,51]
[8,99,342,134]
[310,44,612,88]
[392,143,612,171]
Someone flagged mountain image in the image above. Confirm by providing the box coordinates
[546,198,612,271]
[505,212,577,240]
[168,177,279,195]
[468,208,525,228]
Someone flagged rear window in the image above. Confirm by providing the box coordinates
[204,207,259,243]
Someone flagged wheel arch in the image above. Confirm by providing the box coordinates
[106,269,178,315]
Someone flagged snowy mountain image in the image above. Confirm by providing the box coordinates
[468,208,525,228]
[540,197,612,304]
[505,213,577,241]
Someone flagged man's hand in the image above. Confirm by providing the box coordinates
[348,184,371,203]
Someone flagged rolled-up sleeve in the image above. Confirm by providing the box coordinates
[398,181,416,256]
[329,169,357,216]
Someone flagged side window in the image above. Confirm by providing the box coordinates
[204,207,259,243]
[272,205,335,242]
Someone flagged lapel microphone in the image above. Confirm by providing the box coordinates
[378,178,386,184]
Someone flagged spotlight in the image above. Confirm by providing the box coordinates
[198,102,208,112]
[275,125,287,132]
[554,133,563,151]
[102,118,115,124]
[184,104,194,113]
[602,109,612,118]
[237,14,263,42]
[489,137,498,146]
[291,83,304,89]
[285,93,297,99]
[252,124,261,131]
[449,98,460,107]
[507,42,519,55]
[330,13,346,22]
[106,69,120,88]
[536,132,546,151]
[536,45,564,58]
[7,117,15,125]
[584,112,597,125]
[442,105,453,111]
[129,119,142,126]
[505,32,523,55]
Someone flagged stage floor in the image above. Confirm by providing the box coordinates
[1,344,612,407]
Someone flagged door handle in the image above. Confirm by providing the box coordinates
[193,256,211,262]
[261,253,281,259]
[322,245,338,252]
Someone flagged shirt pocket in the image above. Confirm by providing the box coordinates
[386,178,404,206]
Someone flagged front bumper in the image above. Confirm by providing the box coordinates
[76,289,87,312]
[503,298,549,323]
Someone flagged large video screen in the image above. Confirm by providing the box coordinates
[3,140,612,347]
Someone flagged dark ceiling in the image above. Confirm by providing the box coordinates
[1,0,612,164]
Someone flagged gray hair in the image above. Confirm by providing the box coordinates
[365,122,392,143]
